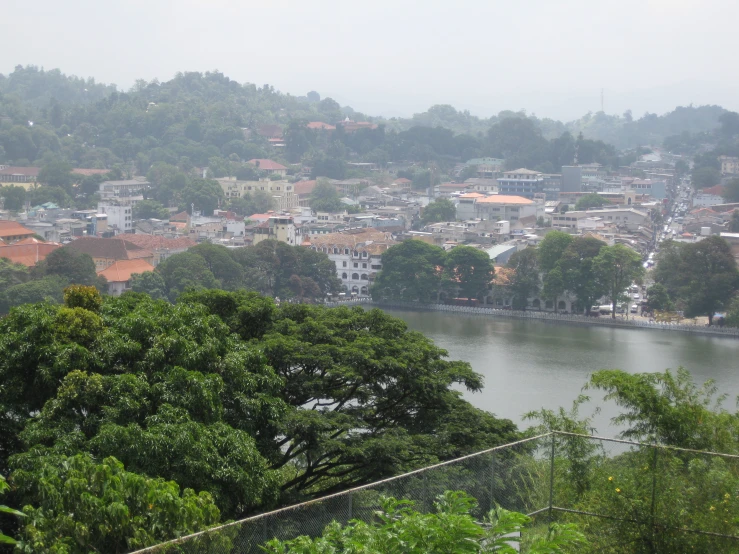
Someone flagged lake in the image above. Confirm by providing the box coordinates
[384,308,739,435]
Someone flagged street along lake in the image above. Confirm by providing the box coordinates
[384,308,739,435]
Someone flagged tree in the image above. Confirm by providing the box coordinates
[536,231,574,273]
[0,276,66,313]
[33,246,98,286]
[507,248,539,310]
[0,474,25,546]
[372,240,446,303]
[309,180,343,212]
[228,190,274,216]
[724,179,739,203]
[420,198,456,225]
[130,271,167,299]
[188,243,244,290]
[592,244,645,318]
[557,236,607,314]
[11,452,223,553]
[133,199,170,219]
[0,185,26,211]
[646,283,673,312]
[692,166,721,189]
[653,236,739,324]
[180,178,225,215]
[27,185,72,208]
[444,246,495,303]
[310,156,346,180]
[147,162,189,206]
[574,193,608,211]
[284,120,313,163]
[156,251,220,300]
[263,491,586,554]
[37,160,74,194]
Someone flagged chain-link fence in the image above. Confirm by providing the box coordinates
[131,432,739,554]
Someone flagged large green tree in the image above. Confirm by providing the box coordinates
[309,180,344,212]
[574,193,608,211]
[537,230,574,273]
[443,246,495,303]
[653,236,739,324]
[420,199,456,225]
[372,240,446,303]
[592,244,645,318]
[32,246,99,286]
[557,236,607,314]
[38,160,74,194]
[180,178,224,215]
[507,248,540,310]
[0,185,26,211]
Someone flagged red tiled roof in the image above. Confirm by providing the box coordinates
[0,220,36,239]
[392,178,412,184]
[257,124,283,139]
[122,234,196,251]
[294,180,317,195]
[702,185,725,196]
[0,167,39,177]
[0,241,61,267]
[66,237,152,261]
[170,211,190,222]
[247,159,288,171]
[97,259,155,283]
[307,122,336,130]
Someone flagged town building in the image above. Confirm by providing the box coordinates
[468,195,541,223]
[496,168,544,198]
[464,178,499,194]
[0,220,37,243]
[0,237,61,266]
[306,122,336,131]
[561,166,583,193]
[465,158,505,178]
[294,180,316,207]
[97,259,156,296]
[253,216,298,246]
[247,159,288,176]
[120,235,196,266]
[98,179,148,201]
[719,156,739,175]
[629,179,666,200]
[693,185,726,208]
[97,203,133,233]
[308,228,396,295]
[65,237,154,271]
[551,207,650,231]
[336,119,378,133]
[217,177,297,211]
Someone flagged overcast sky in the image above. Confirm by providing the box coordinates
[3,0,739,121]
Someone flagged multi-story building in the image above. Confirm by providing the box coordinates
[719,155,739,175]
[464,158,505,178]
[551,208,650,231]
[253,216,298,246]
[97,203,133,233]
[561,166,583,193]
[496,168,544,198]
[629,179,666,200]
[217,177,297,211]
[98,179,148,202]
[468,195,541,223]
[0,220,37,243]
[308,228,396,295]
[247,159,288,176]
[65,237,154,271]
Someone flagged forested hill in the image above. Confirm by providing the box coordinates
[0,65,729,175]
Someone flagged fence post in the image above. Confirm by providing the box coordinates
[348,491,353,522]
[549,434,556,526]
[650,446,658,545]
[490,452,496,511]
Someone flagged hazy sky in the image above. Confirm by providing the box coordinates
[4,0,739,121]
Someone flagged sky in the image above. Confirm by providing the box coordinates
[3,0,739,121]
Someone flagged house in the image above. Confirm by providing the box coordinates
[97,259,156,296]
[435,182,469,198]
[0,237,61,266]
[693,185,725,208]
[307,228,396,295]
[257,125,283,139]
[97,203,133,233]
[247,159,288,176]
[65,237,154,271]
[551,208,649,231]
[119,235,196,266]
[464,178,499,194]
[628,179,666,200]
[484,243,518,264]
[465,158,504,178]
[0,220,37,243]
[337,119,378,133]
[0,166,40,188]
[455,192,487,220]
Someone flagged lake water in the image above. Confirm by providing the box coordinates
[384,309,739,435]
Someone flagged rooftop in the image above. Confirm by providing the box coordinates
[65,237,152,261]
[0,220,36,239]
[247,159,288,171]
[476,195,534,205]
[122,234,197,251]
[97,259,155,283]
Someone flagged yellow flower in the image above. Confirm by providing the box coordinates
[725,493,731,499]
[615,488,621,493]
[710,506,716,511]
[608,476,613,481]
[148,504,153,510]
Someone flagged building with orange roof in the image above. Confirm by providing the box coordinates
[65,237,153,271]
[306,122,336,131]
[294,180,316,206]
[0,220,37,243]
[247,159,288,176]
[0,237,61,267]
[462,195,541,223]
[119,234,196,266]
[97,259,155,296]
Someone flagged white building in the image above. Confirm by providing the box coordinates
[308,228,396,295]
[466,195,542,223]
[97,202,133,234]
[551,208,649,231]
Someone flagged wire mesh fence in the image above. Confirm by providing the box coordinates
[131,432,739,554]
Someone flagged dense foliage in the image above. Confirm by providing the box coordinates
[0,288,518,550]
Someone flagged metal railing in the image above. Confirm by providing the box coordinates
[131,432,739,553]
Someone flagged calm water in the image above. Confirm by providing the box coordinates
[384,309,739,435]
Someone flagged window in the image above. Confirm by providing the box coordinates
[362,263,367,268]
[361,274,368,280]
[354,263,358,268]
[342,261,347,267]
[352,273,359,280]
[342,273,347,279]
